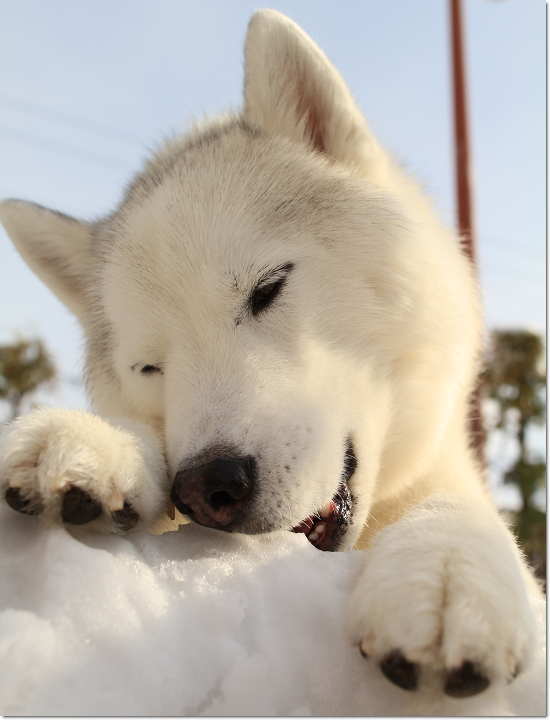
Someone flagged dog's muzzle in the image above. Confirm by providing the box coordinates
[170,454,256,530]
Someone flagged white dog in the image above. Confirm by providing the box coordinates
[0,9,541,700]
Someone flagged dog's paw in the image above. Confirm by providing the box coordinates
[0,407,168,532]
[348,497,538,698]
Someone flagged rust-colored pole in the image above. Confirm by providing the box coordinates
[450,0,485,462]
[451,0,476,266]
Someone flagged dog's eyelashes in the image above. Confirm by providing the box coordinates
[250,263,294,317]
[131,364,163,375]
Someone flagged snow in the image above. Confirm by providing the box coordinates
[0,506,545,717]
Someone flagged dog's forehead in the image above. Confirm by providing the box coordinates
[100,120,397,328]
[109,122,365,268]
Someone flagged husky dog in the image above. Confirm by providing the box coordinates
[0,9,541,700]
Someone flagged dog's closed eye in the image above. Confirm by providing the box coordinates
[250,263,294,317]
[131,364,163,375]
[141,365,162,375]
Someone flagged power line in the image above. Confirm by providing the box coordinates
[0,97,544,279]
[0,93,147,147]
[481,234,545,260]
[481,258,545,284]
[0,134,544,285]
[0,124,134,171]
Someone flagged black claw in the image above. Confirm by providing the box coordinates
[61,486,102,525]
[112,502,139,531]
[444,661,490,698]
[5,486,43,516]
[380,650,418,691]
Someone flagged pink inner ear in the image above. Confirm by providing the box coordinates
[295,83,326,154]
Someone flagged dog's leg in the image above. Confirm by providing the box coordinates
[0,407,168,533]
[347,495,540,697]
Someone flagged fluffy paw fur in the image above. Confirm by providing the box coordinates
[347,497,538,698]
[0,407,168,533]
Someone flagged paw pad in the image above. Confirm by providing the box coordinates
[380,650,418,691]
[444,661,489,698]
[5,486,44,516]
[61,486,102,525]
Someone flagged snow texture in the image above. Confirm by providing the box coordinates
[0,505,545,717]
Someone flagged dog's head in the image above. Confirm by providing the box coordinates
[0,11,481,549]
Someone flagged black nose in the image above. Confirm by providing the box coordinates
[170,455,256,529]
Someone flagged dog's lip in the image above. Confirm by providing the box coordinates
[292,480,354,551]
[292,439,356,552]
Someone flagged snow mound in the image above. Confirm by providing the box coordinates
[0,507,545,716]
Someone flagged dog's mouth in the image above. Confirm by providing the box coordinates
[292,440,357,551]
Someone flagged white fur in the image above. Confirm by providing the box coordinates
[0,8,542,700]
[348,497,538,682]
[0,408,167,531]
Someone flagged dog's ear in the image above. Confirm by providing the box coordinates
[0,199,92,322]
[243,9,383,175]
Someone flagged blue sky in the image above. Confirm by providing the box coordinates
[0,0,545,415]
